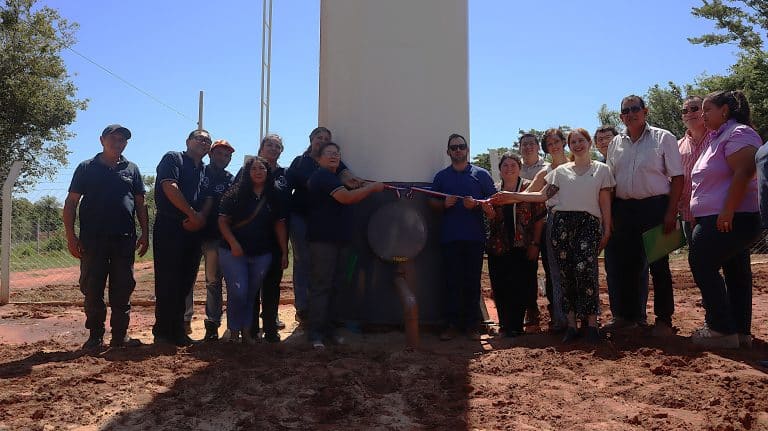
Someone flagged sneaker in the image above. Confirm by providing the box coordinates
[439,327,458,341]
[562,327,579,343]
[222,329,240,343]
[523,308,540,327]
[651,321,675,337]
[82,335,104,350]
[110,335,143,348]
[276,319,286,330]
[585,326,600,343]
[184,320,193,335]
[264,332,281,343]
[311,339,326,350]
[203,321,219,342]
[691,327,739,349]
[602,318,638,333]
[241,330,258,345]
[738,333,753,349]
[331,334,346,345]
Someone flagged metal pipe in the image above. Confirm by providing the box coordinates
[394,263,418,349]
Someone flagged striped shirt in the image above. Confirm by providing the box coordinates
[677,129,710,222]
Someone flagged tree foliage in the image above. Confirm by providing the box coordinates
[0,0,87,191]
[689,0,768,52]
[597,104,622,129]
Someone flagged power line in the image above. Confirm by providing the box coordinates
[66,46,196,123]
[0,5,196,124]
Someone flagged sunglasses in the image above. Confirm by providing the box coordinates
[449,144,468,151]
[191,135,212,144]
[681,106,701,115]
[620,105,643,115]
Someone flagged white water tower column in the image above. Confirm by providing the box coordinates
[319,0,469,183]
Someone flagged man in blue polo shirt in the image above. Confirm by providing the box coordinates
[63,124,149,349]
[430,133,496,340]
[183,139,235,341]
[152,129,211,346]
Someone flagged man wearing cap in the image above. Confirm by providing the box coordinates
[606,95,683,337]
[63,124,148,349]
[152,129,211,346]
[183,139,235,341]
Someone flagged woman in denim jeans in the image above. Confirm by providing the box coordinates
[218,157,288,344]
[689,90,762,349]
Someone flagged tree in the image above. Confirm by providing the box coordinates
[645,82,692,138]
[472,147,509,171]
[697,51,768,140]
[33,195,61,233]
[0,0,87,191]
[689,0,768,53]
[690,0,768,141]
[596,104,622,129]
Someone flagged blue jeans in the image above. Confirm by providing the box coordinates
[442,240,484,331]
[689,213,760,335]
[219,248,272,331]
[289,213,311,315]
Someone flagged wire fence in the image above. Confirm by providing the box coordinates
[2,165,768,303]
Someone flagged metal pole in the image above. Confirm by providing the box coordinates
[198,90,204,130]
[1,161,23,304]
[259,0,273,139]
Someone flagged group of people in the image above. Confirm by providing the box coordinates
[483,90,765,349]
[63,89,767,352]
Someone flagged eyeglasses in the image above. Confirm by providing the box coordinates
[681,106,701,115]
[191,135,212,144]
[448,144,468,151]
[322,151,341,158]
[620,105,643,115]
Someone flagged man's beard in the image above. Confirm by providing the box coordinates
[450,154,467,164]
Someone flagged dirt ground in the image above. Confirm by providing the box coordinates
[1,257,768,430]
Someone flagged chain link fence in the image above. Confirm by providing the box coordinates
[2,164,768,303]
[1,166,158,303]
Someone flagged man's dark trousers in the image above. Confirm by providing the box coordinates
[608,195,674,325]
[152,214,203,340]
[80,235,136,339]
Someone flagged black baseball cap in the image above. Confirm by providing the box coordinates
[101,124,131,139]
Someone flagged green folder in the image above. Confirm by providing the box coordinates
[642,224,686,263]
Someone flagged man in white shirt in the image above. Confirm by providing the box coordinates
[606,95,684,337]
[519,133,549,181]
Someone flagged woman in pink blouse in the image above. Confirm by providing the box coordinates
[688,90,763,349]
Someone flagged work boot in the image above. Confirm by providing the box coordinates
[110,334,143,348]
[204,320,219,342]
[82,333,104,350]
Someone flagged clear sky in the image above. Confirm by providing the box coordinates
[27,0,739,200]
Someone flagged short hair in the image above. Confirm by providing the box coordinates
[519,133,538,145]
[683,95,703,105]
[318,141,340,156]
[187,129,211,140]
[447,133,467,148]
[621,94,646,109]
[541,128,565,154]
[258,133,284,154]
[594,125,618,140]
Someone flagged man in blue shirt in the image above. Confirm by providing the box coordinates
[152,129,211,346]
[63,124,148,349]
[430,133,496,340]
[183,139,235,341]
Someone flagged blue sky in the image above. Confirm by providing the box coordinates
[27,0,739,200]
